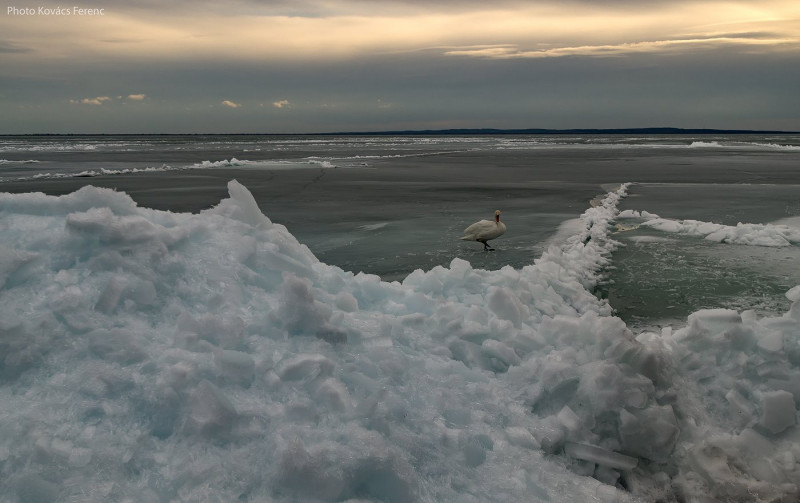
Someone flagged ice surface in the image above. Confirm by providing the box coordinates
[1,180,799,502]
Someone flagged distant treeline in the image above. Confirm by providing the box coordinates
[324,127,797,136]
[5,127,798,137]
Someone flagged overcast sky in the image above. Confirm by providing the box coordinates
[1,0,799,133]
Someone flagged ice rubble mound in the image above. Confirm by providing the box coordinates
[618,209,800,247]
[0,181,799,502]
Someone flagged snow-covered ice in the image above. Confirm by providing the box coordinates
[1,181,799,502]
[2,158,339,183]
[618,209,800,247]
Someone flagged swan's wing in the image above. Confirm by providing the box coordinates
[461,219,494,240]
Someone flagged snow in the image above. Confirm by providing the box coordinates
[1,181,799,502]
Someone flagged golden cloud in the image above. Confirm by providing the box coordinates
[445,34,799,59]
[79,96,112,105]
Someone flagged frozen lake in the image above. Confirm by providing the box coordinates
[3,133,800,323]
[2,133,800,502]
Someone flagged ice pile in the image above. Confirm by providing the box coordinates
[635,302,800,501]
[1,181,799,502]
[618,209,800,247]
[193,158,336,170]
[685,141,800,151]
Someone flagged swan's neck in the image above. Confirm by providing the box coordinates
[495,215,500,223]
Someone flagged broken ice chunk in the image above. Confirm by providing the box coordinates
[758,390,796,435]
[16,474,60,503]
[737,428,775,458]
[618,406,679,462]
[314,378,351,413]
[463,433,493,467]
[185,380,238,435]
[557,405,581,433]
[277,353,335,382]
[481,339,521,371]
[564,442,638,471]
[594,464,621,487]
[785,285,800,302]
[531,416,566,454]
[505,427,540,450]
[725,389,755,423]
[87,328,146,364]
[214,349,255,385]
[756,331,784,353]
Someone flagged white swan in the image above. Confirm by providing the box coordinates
[460,210,506,251]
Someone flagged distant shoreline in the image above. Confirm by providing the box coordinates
[324,127,800,136]
[1,127,798,137]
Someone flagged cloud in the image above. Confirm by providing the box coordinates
[3,0,799,134]
[444,32,800,59]
[0,40,31,53]
[2,1,797,65]
[70,95,146,105]
[74,96,112,105]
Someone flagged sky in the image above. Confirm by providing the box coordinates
[1,0,799,133]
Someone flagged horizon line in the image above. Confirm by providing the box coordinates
[1,127,799,136]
